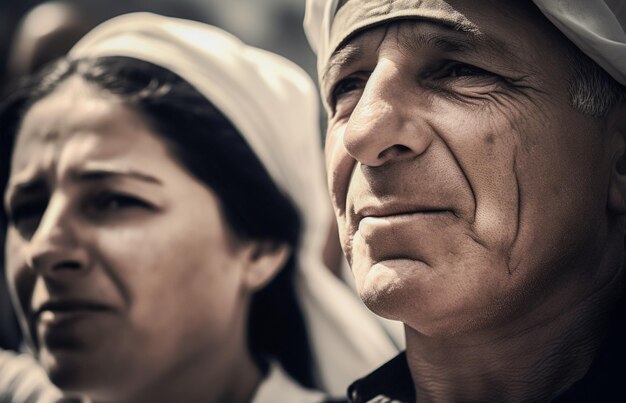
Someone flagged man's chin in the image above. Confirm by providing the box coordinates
[355,258,504,337]
[355,258,432,321]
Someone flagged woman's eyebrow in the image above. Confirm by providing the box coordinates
[69,167,163,185]
[4,167,163,206]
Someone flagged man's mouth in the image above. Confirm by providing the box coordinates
[355,202,454,222]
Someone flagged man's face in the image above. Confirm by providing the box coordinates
[323,2,618,336]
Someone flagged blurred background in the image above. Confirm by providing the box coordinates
[0,0,319,352]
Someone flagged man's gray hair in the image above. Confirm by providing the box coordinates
[569,50,625,118]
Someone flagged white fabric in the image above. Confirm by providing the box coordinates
[70,13,399,397]
[304,0,340,75]
[0,349,61,403]
[532,0,626,85]
[304,0,626,86]
[252,361,326,403]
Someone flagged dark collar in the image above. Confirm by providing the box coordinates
[349,297,626,403]
[348,352,415,403]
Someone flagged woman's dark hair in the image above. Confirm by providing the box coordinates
[0,56,314,387]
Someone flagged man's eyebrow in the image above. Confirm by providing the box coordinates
[323,20,480,86]
[398,29,527,69]
[398,31,478,54]
[323,22,528,89]
[323,43,364,87]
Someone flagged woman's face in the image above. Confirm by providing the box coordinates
[3,77,264,398]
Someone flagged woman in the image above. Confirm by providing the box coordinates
[0,13,399,402]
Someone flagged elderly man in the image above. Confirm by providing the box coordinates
[305,1,626,401]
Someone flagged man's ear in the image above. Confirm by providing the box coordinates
[242,241,291,292]
[607,99,626,214]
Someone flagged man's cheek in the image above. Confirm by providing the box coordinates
[337,214,354,266]
[348,232,373,295]
[325,123,356,208]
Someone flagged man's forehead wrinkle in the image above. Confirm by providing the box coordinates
[396,28,478,56]
[322,0,554,70]
[480,34,536,75]
[324,17,483,85]
[396,20,534,75]
[324,22,517,80]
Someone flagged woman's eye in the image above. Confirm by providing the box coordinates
[90,192,151,213]
[7,201,48,235]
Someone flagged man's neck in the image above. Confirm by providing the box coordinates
[405,278,623,402]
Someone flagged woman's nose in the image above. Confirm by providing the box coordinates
[343,60,434,167]
[26,196,90,277]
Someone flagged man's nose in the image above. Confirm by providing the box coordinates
[343,61,434,167]
[26,196,90,277]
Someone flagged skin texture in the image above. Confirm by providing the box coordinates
[323,1,626,400]
[3,77,288,403]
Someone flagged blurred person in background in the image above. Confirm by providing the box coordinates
[1,12,400,403]
[5,1,97,83]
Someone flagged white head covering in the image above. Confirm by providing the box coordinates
[304,0,626,86]
[0,349,61,403]
[69,13,399,397]
[532,0,626,85]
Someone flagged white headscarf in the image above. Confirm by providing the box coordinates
[532,0,626,85]
[304,0,626,86]
[69,13,399,397]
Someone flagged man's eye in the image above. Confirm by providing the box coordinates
[441,63,493,79]
[90,192,151,213]
[331,76,366,106]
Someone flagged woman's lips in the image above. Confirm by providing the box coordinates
[38,308,107,325]
[35,299,110,314]
[34,300,113,326]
